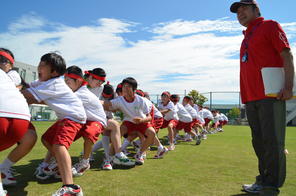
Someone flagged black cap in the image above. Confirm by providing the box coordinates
[230,0,259,13]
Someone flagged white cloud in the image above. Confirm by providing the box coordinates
[151,18,242,36]
[1,14,296,104]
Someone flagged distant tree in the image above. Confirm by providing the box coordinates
[228,107,241,119]
[187,90,208,105]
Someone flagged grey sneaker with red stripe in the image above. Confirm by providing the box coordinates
[52,185,83,196]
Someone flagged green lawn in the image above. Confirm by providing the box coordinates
[1,122,295,196]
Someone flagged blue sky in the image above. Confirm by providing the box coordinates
[1,0,296,103]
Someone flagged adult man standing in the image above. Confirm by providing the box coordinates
[230,0,294,195]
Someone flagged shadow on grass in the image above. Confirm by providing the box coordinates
[5,158,49,196]
[230,191,257,196]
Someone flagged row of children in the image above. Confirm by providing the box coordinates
[0,48,228,196]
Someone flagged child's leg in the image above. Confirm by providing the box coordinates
[167,124,175,145]
[5,129,37,164]
[82,138,93,160]
[139,127,155,154]
[52,144,73,184]
[107,119,121,154]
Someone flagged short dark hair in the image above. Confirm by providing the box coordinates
[170,94,180,102]
[66,65,83,79]
[91,68,106,77]
[116,83,122,94]
[184,96,193,101]
[122,77,137,91]
[41,52,66,76]
[102,82,115,100]
[0,48,14,64]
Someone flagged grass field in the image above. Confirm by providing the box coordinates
[0,122,295,196]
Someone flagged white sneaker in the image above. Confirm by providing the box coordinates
[154,147,168,159]
[102,159,113,170]
[35,164,51,180]
[242,183,263,194]
[112,154,135,166]
[202,134,207,140]
[52,184,83,196]
[43,161,59,176]
[0,190,8,196]
[0,168,17,186]
[168,144,175,151]
[134,153,144,165]
[72,160,90,177]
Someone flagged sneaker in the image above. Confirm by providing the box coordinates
[102,159,113,170]
[202,134,207,140]
[196,135,202,145]
[0,190,8,196]
[134,153,144,165]
[154,147,168,159]
[35,164,51,180]
[122,149,131,156]
[52,185,83,196]
[242,183,263,194]
[168,144,175,151]
[72,160,90,177]
[112,154,135,166]
[43,161,59,176]
[0,168,17,186]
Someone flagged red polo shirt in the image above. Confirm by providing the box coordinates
[240,17,290,104]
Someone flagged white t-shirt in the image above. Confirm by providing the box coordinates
[0,69,31,121]
[199,108,213,120]
[175,103,192,123]
[213,113,221,123]
[89,86,103,98]
[7,70,21,86]
[111,94,150,123]
[193,104,200,113]
[184,104,198,119]
[75,85,107,127]
[144,97,163,119]
[219,113,228,121]
[28,77,86,124]
[157,101,178,121]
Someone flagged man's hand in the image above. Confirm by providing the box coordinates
[277,88,293,100]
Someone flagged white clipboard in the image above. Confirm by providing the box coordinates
[261,67,296,98]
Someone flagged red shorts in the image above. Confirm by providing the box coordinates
[191,119,201,127]
[219,120,228,126]
[123,121,152,135]
[75,121,104,144]
[0,117,29,151]
[204,118,212,126]
[161,119,178,129]
[176,121,192,133]
[42,119,83,149]
[153,117,164,133]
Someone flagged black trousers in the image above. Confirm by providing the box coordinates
[246,98,286,188]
